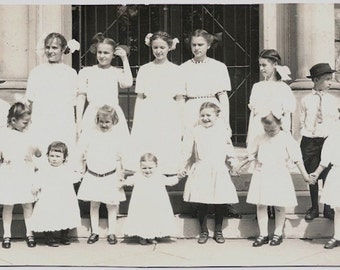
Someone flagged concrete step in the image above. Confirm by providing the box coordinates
[5,214,333,240]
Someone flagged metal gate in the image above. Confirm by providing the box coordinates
[72,4,259,145]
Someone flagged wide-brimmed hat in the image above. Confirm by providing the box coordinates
[307,63,336,78]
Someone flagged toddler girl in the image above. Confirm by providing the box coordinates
[31,141,82,247]
[77,105,126,245]
[123,153,179,245]
[0,102,41,248]
[180,102,239,244]
[236,111,310,247]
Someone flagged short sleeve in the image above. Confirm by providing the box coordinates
[134,65,146,94]
[215,62,231,93]
[246,134,261,160]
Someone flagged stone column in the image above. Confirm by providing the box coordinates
[0,5,72,90]
[290,3,340,140]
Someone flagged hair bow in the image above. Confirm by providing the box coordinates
[170,38,179,51]
[275,65,291,81]
[67,39,80,53]
[144,33,153,47]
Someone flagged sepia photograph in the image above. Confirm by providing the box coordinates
[0,0,340,269]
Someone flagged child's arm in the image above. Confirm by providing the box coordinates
[295,160,314,184]
[233,156,253,175]
[76,93,86,139]
[309,164,326,184]
[164,175,180,186]
[116,47,133,88]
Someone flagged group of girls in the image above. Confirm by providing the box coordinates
[0,27,336,250]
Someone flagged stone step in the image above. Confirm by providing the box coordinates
[4,214,333,240]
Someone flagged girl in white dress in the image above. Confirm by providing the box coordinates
[247,49,296,220]
[179,102,239,244]
[236,111,310,247]
[76,33,133,138]
[123,153,179,245]
[25,32,78,155]
[180,29,232,137]
[130,31,184,174]
[247,49,296,146]
[77,105,126,245]
[0,102,41,249]
[310,123,340,249]
[31,141,81,247]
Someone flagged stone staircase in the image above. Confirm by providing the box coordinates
[3,148,334,240]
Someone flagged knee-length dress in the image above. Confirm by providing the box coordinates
[25,63,78,152]
[77,127,126,205]
[319,132,340,207]
[247,80,296,145]
[0,128,37,205]
[78,65,130,136]
[30,162,82,232]
[180,58,231,133]
[130,61,185,174]
[123,172,178,238]
[246,131,301,207]
[181,120,238,204]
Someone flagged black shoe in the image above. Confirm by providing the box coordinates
[198,232,209,244]
[267,206,275,219]
[60,229,71,245]
[2,237,11,249]
[26,236,36,248]
[324,210,335,220]
[87,233,99,244]
[270,234,283,246]
[46,237,59,247]
[324,238,338,249]
[213,231,225,244]
[107,234,117,245]
[305,208,319,220]
[139,238,147,245]
[225,204,242,219]
[252,235,269,247]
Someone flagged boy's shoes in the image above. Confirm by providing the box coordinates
[107,234,117,245]
[46,237,59,247]
[87,233,99,244]
[305,208,319,220]
[26,236,36,248]
[213,231,225,244]
[323,209,335,220]
[324,238,338,249]
[270,234,283,246]
[267,206,275,219]
[198,232,209,244]
[252,235,269,247]
[225,204,242,219]
[2,237,11,249]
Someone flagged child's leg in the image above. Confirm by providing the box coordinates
[106,204,118,235]
[197,203,209,233]
[273,206,286,236]
[214,204,226,232]
[22,203,34,237]
[333,207,340,240]
[2,205,14,238]
[90,201,101,234]
[256,204,268,236]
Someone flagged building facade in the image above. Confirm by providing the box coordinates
[0,3,339,143]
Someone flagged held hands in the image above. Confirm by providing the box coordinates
[307,172,319,185]
[177,169,187,179]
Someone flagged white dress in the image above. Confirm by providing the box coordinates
[246,131,301,207]
[123,172,178,238]
[0,128,37,205]
[180,58,231,132]
[181,120,238,204]
[247,80,296,145]
[25,63,78,152]
[30,162,82,232]
[78,65,130,136]
[320,130,340,207]
[77,127,126,205]
[130,61,185,174]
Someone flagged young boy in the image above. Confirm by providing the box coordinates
[300,63,340,221]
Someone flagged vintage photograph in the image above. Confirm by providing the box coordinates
[0,1,339,269]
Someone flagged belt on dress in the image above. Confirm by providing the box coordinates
[87,168,116,177]
[187,95,215,100]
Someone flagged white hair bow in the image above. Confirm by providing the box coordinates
[275,65,291,81]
